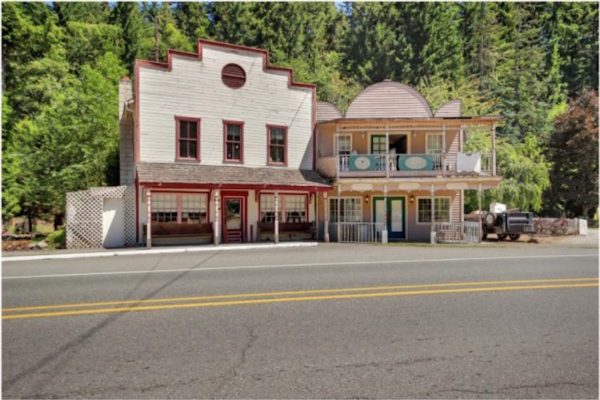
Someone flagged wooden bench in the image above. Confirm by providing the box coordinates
[258,222,315,242]
[143,222,213,245]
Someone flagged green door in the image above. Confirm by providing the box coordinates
[373,197,405,240]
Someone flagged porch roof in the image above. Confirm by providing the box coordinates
[335,176,503,191]
[316,116,502,129]
[137,162,331,190]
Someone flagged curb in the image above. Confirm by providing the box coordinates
[3,242,319,262]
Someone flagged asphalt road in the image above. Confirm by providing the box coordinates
[2,243,598,399]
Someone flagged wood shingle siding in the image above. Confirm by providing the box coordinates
[434,100,462,117]
[136,162,329,188]
[317,102,343,122]
[137,45,314,170]
[345,81,433,119]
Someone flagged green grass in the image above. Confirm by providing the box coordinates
[46,229,65,249]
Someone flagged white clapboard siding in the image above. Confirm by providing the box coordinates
[138,45,313,169]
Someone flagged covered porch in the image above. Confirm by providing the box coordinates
[136,163,330,247]
[316,177,501,243]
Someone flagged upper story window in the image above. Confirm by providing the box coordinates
[221,64,246,89]
[223,121,244,163]
[426,133,444,154]
[176,117,200,161]
[336,134,352,155]
[267,125,287,165]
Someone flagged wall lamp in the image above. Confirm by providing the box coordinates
[410,195,415,204]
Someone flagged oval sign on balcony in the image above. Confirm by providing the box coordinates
[351,183,374,191]
[353,156,371,170]
[405,156,427,170]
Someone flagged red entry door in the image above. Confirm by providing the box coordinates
[223,197,243,243]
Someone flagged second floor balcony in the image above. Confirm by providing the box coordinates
[317,151,494,179]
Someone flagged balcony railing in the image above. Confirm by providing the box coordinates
[331,152,494,178]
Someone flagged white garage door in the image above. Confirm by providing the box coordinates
[102,198,125,248]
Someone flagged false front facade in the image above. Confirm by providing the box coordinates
[120,39,330,247]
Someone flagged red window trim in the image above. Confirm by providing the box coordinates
[258,192,309,223]
[150,191,210,224]
[266,124,288,166]
[223,120,244,163]
[175,116,201,161]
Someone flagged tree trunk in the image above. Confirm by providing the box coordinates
[27,211,33,234]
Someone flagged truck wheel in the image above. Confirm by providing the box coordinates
[509,234,520,241]
[498,233,508,241]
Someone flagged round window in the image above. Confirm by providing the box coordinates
[221,64,246,89]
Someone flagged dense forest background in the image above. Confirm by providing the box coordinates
[2,2,599,226]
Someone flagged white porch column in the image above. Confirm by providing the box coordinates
[146,189,152,248]
[324,192,330,242]
[442,124,447,174]
[314,192,319,241]
[478,183,483,240]
[335,125,340,178]
[382,184,388,243]
[385,125,390,178]
[336,184,341,242]
[430,184,436,244]
[492,124,497,176]
[274,191,280,244]
[213,189,220,245]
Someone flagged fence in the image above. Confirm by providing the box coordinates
[66,185,136,248]
[330,222,385,243]
[433,221,481,243]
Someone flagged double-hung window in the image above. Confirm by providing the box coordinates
[259,194,282,223]
[417,197,450,223]
[259,194,307,223]
[267,125,287,165]
[426,133,443,169]
[151,193,178,223]
[284,195,306,223]
[329,198,362,223]
[336,134,352,156]
[176,117,200,160]
[224,121,243,163]
[151,193,208,224]
[181,194,207,223]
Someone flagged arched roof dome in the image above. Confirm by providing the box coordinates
[345,81,433,119]
[316,101,343,122]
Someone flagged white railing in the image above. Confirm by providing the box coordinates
[333,222,385,243]
[338,154,387,174]
[432,221,481,243]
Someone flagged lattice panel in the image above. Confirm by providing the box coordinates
[66,186,136,249]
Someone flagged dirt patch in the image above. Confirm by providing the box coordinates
[2,240,33,251]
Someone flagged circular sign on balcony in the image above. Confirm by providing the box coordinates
[405,156,427,170]
[353,156,371,170]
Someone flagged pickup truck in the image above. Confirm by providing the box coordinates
[478,211,535,241]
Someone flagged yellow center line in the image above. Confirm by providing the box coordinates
[3,282,597,320]
[3,277,597,313]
